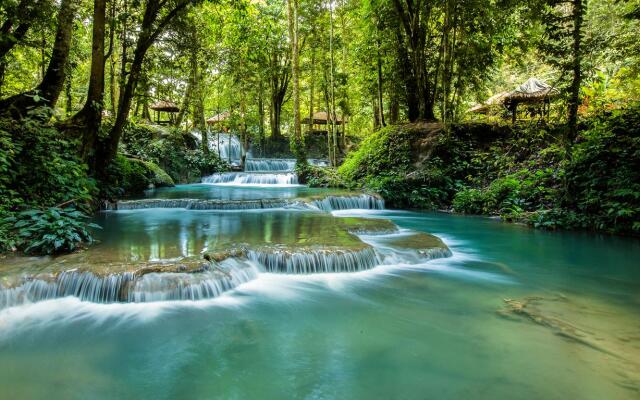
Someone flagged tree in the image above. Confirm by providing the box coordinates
[68,0,107,165]
[0,0,78,117]
[287,0,305,160]
[97,0,198,176]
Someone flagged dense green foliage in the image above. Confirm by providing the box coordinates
[340,107,640,235]
[1,0,639,256]
[0,110,96,213]
[2,207,100,255]
[297,163,345,188]
[120,123,229,184]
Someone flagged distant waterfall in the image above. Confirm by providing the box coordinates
[312,194,385,211]
[0,259,258,309]
[202,172,299,185]
[245,158,296,172]
[209,133,242,162]
[247,247,380,274]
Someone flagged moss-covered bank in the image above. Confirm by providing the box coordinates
[338,107,640,236]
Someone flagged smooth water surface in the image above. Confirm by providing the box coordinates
[1,185,639,400]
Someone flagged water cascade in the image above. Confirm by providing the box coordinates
[115,198,297,210]
[202,172,299,186]
[209,132,243,163]
[244,158,296,172]
[247,247,380,274]
[0,259,258,309]
[312,194,385,211]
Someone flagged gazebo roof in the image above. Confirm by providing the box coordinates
[505,78,559,103]
[206,111,231,124]
[150,100,179,112]
[302,111,345,125]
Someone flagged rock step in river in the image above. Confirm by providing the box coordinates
[110,193,385,211]
[1,158,451,310]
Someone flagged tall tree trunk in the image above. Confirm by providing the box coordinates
[98,0,193,176]
[72,0,106,166]
[308,44,316,134]
[270,94,283,138]
[258,78,265,156]
[328,0,338,166]
[0,0,77,116]
[567,0,583,147]
[0,0,45,60]
[176,62,195,127]
[287,0,304,161]
[389,93,399,124]
[376,37,385,128]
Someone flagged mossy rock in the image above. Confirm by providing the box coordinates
[141,160,175,188]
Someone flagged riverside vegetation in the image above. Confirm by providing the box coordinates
[1,0,639,253]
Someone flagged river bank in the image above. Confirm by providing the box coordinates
[335,107,640,236]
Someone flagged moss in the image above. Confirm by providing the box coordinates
[142,160,175,188]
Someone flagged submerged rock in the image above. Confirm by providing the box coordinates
[497,294,640,393]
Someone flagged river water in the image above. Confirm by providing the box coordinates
[0,162,639,399]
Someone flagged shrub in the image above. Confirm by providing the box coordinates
[0,109,96,212]
[2,207,100,255]
[101,155,174,199]
[296,163,345,188]
[453,188,486,214]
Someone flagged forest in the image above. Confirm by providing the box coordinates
[0,0,639,250]
[2,1,640,398]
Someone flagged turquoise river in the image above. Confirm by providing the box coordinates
[0,161,639,400]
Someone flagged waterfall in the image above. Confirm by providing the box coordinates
[247,247,380,274]
[245,158,296,172]
[202,172,299,186]
[209,133,242,162]
[113,195,384,211]
[115,198,297,210]
[0,259,258,309]
[127,259,258,302]
[376,247,453,265]
[312,194,385,211]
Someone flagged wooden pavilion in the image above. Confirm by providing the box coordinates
[468,78,559,123]
[504,78,559,123]
[206,111,231,132]
[150,100,180,125]
[302,111,346,135]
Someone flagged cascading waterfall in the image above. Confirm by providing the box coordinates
[127,259,259,302]
[312,194,385,211]
[0,259,258,309]
[247,247,380,274]
[244,158,296,172]
[112,195,387,211]
[209,132,242,162]
[115,198,297,210]
[202,172,299,185]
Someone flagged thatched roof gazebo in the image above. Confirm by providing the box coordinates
[206,111,231,125]
[150,100,179,125]
[504,78,559,123]
[302,111,346,126]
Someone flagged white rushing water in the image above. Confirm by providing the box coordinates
[0,259,260,309]
[247,247,381,274]
[202,172,300,186]
[312,194,385,211]
[208,132,243,162]
[244,158,296,172]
